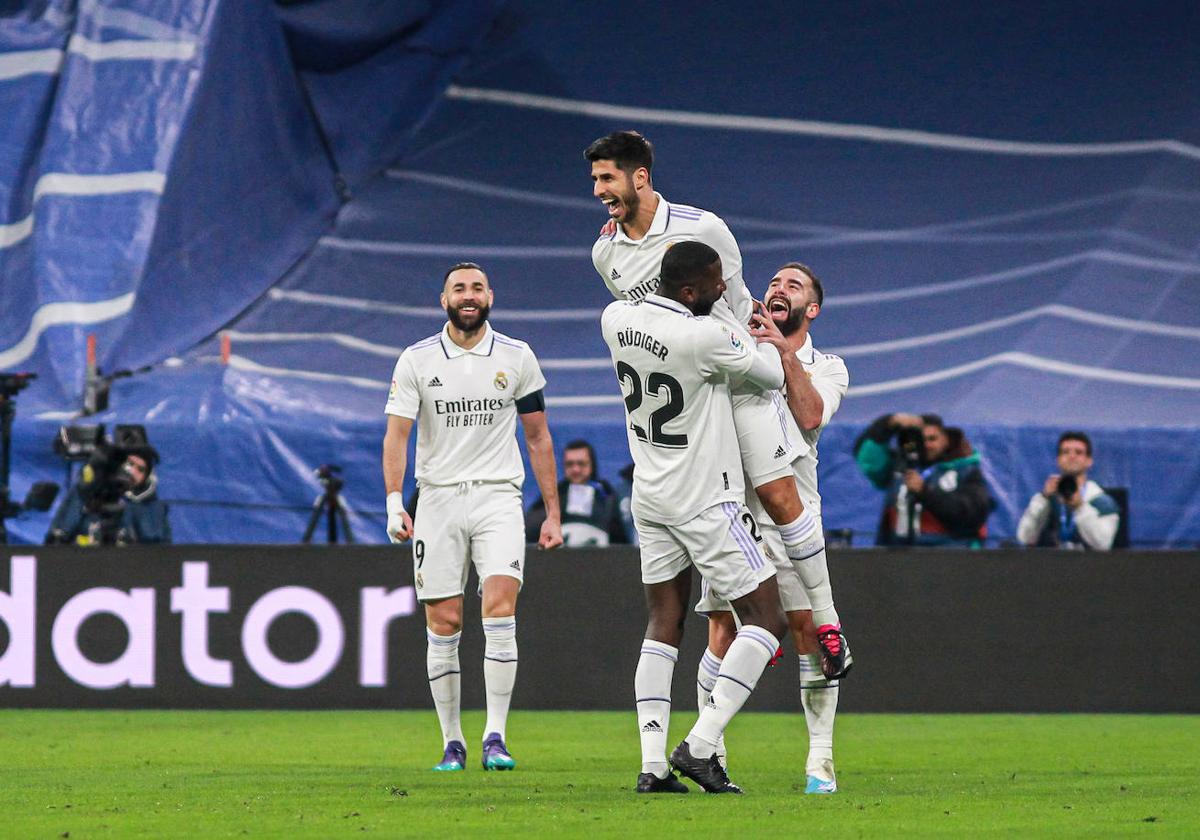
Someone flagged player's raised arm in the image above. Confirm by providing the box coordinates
[696,320,784,393]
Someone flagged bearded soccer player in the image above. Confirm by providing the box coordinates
[696,263,850,793]
[602,241,789,795]
[585,130,849,678]
[382,263,563,772]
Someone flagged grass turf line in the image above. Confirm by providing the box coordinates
[1,710,1196,838]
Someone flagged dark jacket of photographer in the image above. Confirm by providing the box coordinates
[47,477,171,545]
[525,478,628,547]
[854,414,992,547]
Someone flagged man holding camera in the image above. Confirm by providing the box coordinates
[1016,431,1120,551]
[47,447,171,545]
[854,413,992,547]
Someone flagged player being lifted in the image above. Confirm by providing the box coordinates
[585,130,850,678]
[382,263,563,773]
[602,241,790,794]
[695,262,850,793]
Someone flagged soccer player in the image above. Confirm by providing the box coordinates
[586,130,848,677]
[382,262,564,772]
[695,262,850,793]
[602,241,789,795]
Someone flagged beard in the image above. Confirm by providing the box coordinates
[447,301,490,332]
[775,307,805,336]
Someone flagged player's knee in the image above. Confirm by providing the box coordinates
[754,477,803,523]
[424,600,463,636]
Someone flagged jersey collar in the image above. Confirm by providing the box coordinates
[615,192,669,243]
[644,293,693,316]
[440,321,495,358]
[796,333,816,364]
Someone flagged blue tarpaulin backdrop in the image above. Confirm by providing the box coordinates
[2,1,1198,546]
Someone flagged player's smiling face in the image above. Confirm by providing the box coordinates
[442,268,493,332]
[764,267,817,336]
[591,160,641,224]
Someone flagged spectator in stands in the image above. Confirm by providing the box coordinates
[854,413,992,547]
[1016,431,1120,551]
[525,440,628,546]
[46,448,171,545]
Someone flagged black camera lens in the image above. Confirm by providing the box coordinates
[1058,475,1078,499]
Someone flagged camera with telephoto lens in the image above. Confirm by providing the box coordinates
[896,425,926,469]
[1057,474,1079,500]
[50,424,157,532]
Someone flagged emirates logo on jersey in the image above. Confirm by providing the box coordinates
[493,371,509,391]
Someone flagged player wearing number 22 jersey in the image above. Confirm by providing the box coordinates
[601,241,791,795]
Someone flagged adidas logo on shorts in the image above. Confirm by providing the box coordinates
[509,560,521,571]
[774,445,787,459]
[428,376,443,387]
[610,268,621,280]
[641,720,663,733]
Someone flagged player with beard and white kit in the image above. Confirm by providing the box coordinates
[383,263,564,773]
[584,131,851,679]
[602,241,790,795]
[696,262,850,793]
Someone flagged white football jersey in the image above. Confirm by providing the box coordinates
[601,294,761,525]
[384,323,546,487]
[592,192,753,325]
[787,333,850,512]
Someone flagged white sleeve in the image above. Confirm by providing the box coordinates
[1016,493,1050,546]
[811,355,850,429]
[384,351,421,418]
[516,344,547,399]
[700,214,752,325]
[1072,503,1118,551]
[695,320,783,391]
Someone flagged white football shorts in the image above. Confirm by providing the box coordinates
[733,389,806,487]
[411,480,525,602]
[637,501,775,602]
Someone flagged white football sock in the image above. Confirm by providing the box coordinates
[426,629,464,747]
[687,626,778,758]
[696,647,726,761]
[636,639,677,778]
[800,653,838,773]
[779,516,838,628]
[482,616,518,741]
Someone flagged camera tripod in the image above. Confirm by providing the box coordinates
[301,465,355,544]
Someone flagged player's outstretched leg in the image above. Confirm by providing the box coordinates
[427,625,467,771]
[800,652,839,793]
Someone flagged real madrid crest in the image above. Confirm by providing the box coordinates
[494,371,509,390]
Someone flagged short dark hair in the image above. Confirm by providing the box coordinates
[1058,431,1093,456]
[777,261,824,306]
[584,131,654,175]
[659,241,720,294]
[443,261,486,284]
[921,413,944,428]
[563,439,598,480]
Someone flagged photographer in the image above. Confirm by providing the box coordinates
[1017,431,1119,551]
[854,413,992,547]
[47,446,171,546]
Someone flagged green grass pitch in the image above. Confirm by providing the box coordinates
[2,710,1196,837]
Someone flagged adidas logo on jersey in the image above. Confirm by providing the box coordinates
[428,377,443,387]
[610,268,621,280]
[774,445,787,459]
[641,720,663,733]
[509,560,521,571]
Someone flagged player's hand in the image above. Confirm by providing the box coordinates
[903,469,925,494]
[748,300,788,351]
[598,219,616,237]
[1042,474,1061,499]
[385,492,413,543]
[538,518,564,550]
